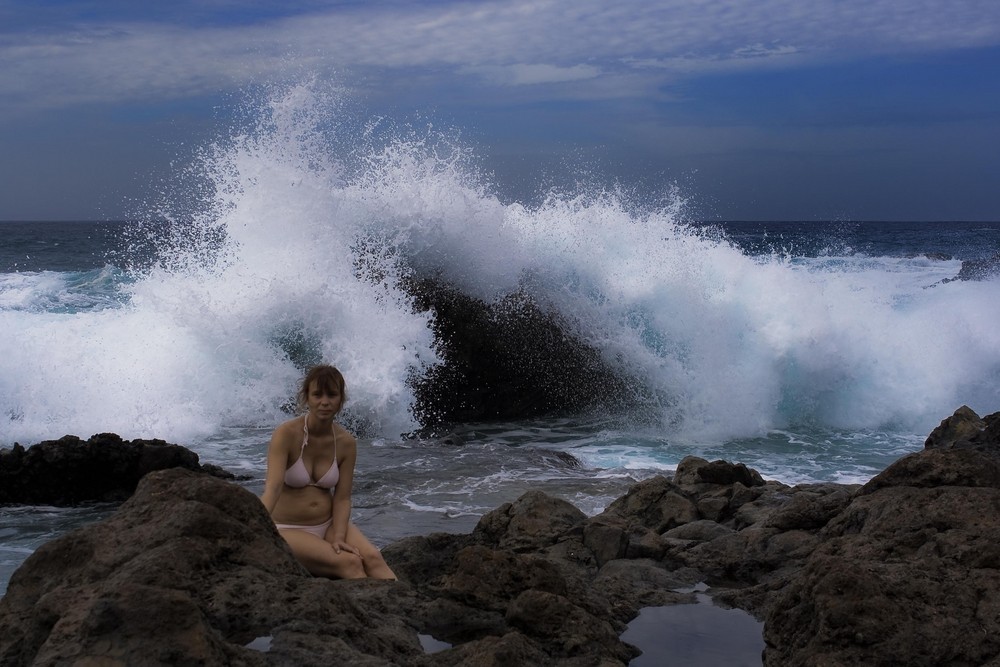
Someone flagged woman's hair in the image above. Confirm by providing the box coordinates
[297,365,347,412]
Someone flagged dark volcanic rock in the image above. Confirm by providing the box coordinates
[405,278,648,426]
[863,406,1000,492]
[954,251,1000,282]
[0,469,425,667]
[762,407,1000,666]
[923,404,1000,451]
[0,469,645,666]
[0,433,236,506]
[3,407,1000,666]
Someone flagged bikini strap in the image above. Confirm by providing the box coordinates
[302,415,309,449]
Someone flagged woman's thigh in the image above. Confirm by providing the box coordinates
[344,522,380,555]
[344,523,396,579]
[278,528,366,579]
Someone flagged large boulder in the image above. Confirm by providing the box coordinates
[923,404,1000,451]
[404,279,647,426]
[0,468,428,666]
[0,433,236,505]
[762,407,1000,666]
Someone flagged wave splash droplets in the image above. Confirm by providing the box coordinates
[123,81,446,439]
[2,80,999,447]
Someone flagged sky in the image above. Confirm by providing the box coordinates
[1,0,999,222]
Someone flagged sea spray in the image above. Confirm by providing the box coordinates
[1,81,441,443]
[1,79,999,448]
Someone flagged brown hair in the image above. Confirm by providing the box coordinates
[297,365,347,412]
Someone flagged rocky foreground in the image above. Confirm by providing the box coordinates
[1,407,999,666]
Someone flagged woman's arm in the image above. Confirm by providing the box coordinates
[260,425,289,515]
[328,430,357,553]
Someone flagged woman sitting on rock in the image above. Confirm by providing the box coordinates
[260,364,396,580]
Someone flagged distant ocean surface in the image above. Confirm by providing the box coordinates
[2,82,1000,597]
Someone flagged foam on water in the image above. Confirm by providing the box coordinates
[0,267,126,313]
[496,202,999,440]
[1,79,999,449]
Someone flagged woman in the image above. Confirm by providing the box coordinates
[260,364,396,580]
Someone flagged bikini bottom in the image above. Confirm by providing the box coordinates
[274,518,332,539]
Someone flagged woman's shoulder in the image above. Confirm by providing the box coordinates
[272,415,306,441]
[333,422,357,449]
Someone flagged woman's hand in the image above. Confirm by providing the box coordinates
[331,540,361,557]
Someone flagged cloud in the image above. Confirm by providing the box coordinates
[464,63,601,86]
[624,42,806,78]
[0,0,998,114]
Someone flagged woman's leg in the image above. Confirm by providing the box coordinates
[345,523,397,580]
[278,528,366,579]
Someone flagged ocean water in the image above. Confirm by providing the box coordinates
[2,82,1000,600]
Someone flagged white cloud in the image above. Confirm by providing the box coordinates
[0,0,997,112]
[731,43,801,60]
[623,42,806,77]
[465,63,601,86]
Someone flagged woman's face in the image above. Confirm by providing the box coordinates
[307,380,342,418]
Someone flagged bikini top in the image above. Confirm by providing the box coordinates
[283,417,339,490]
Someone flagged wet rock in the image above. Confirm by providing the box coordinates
[582,515,629,566]
[0,433,237,506]
[662,519,735,542]
[863,408,1000,493]
[0,468,424,666]
[954,251,1000,282]
[763,484,856,531]
[430,632,551,667]
[923,404,1000,451]
[3,407,1000,666]
[472,490,587,552]
[506,589,638,664]
[762,412,1000,666]
[405,279,646,426]
[675,456,765,489]
[592,559,699,620]
[597,475,699,533]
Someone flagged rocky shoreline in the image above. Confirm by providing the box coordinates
[1,406,998,665]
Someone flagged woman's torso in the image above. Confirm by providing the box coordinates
[270,416,341,525]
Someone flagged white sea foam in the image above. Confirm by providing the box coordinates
[1,79,999,448]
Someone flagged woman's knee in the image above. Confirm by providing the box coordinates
[292,542,366,579]
[335,552,367,579]
[360,544,384,563]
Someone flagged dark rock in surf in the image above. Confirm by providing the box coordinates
[938,251,1000,284]
[0,433,237,506]
[404,278,648,426]
[954,251,1000,281]
[904,251,952,261]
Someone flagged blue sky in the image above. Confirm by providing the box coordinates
[1,0,998,221]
